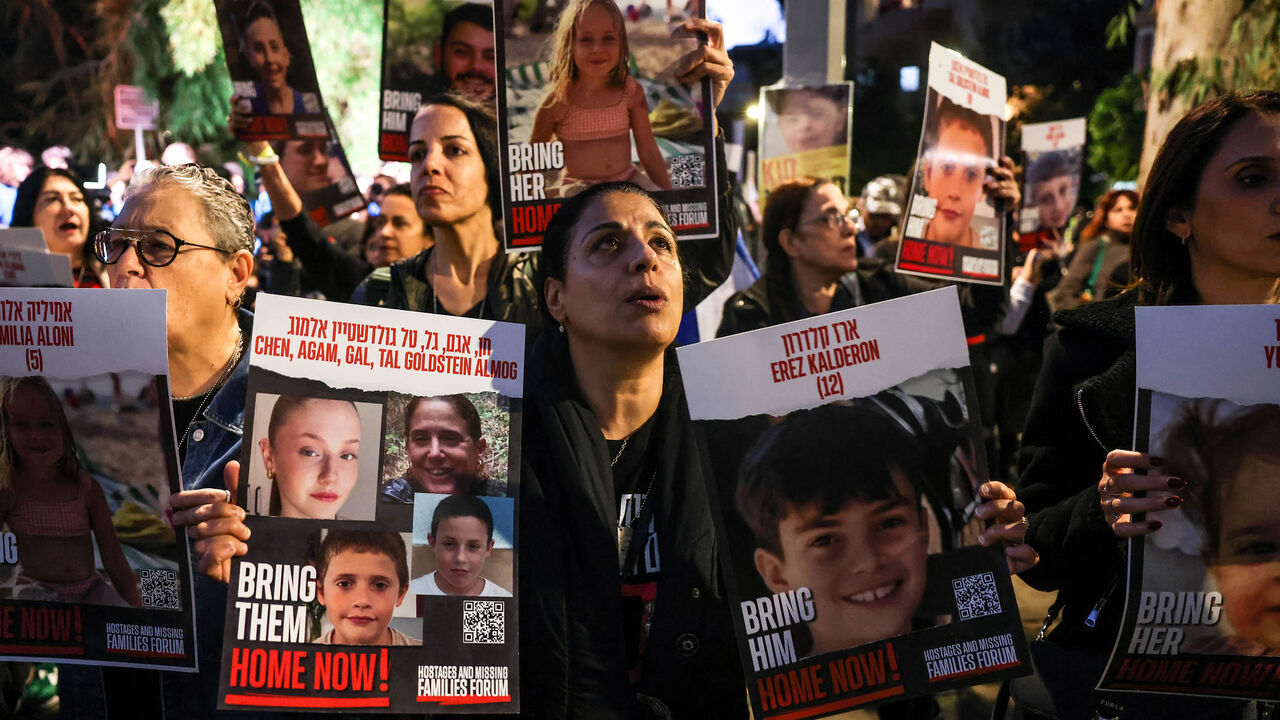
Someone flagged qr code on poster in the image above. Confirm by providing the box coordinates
[953,572,1000,621]
[463,600,505,644]
[140,569,181,610]
[670,154,704,188]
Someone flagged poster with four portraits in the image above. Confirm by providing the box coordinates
[378,0,496,162]
[217,293,522,712]
[0,288,198,670]
[493,0,719,251]
[896,43,1007,286]
[677,288,1029,718]
[756,82,853,206]
[1099,305,1280,701]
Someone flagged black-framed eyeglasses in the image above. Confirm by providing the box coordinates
[92,228,231,268]
[799,209,858,230]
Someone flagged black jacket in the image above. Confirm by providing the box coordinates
[519,330,746,719]
[717,254,1006,340]
[1016,291,1138,646]
[715,260,904,337]
[280,213,371,302]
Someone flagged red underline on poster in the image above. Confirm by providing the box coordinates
[963,272,999,279]
[928,659,1021,683]
[511,236,542,247]
[417,694,511,705]
[223,693,391,708]
[669,223,707,230]
[106,648,185,658]
[0,644,83,656]
[762,684,906,720]
[897,262,950,274]
[1105,682,1276,698]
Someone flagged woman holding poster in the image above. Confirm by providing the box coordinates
[1017,91,1280,717]
[84,163,255,717]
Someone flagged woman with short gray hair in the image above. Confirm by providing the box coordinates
[77,161,256,717]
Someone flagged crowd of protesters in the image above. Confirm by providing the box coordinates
[2,5,1280,718]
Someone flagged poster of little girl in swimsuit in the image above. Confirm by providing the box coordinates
[495,0,719,250]
[1100,305,1280,701]
[0,288,197,670]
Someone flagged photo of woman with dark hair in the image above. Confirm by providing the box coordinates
[381,393,507,501]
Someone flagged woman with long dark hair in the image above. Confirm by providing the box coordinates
[11,167,104,287]
[1018,91,1280,719]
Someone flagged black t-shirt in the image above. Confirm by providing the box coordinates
[607,413,660,685]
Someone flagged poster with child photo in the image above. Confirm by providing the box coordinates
[1018,118,1085,236]
[494,0,719,250]
[896,43,1007,286]
[217,293,523,712]
[1099,305,1280,700]
[757,82,853,206]
[0,289,197,670]
[378,1,496,161]
[677,288,1030,718]
[214,0,329,141]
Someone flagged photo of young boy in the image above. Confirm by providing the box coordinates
[311,529,422,646]
[410,494,513,597]
[736,400,933,656]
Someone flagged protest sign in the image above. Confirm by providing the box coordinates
[285,116,367,227]
[113,85,160,131]
[896,43,1007,285]
[0,231,73,288]
[0,289,197,670]
[215,0,328,141]
[218,293,522,712]
[1018,118,1086,236]
[757,82,853,204]
[678,288,1029,718]
[1099,305,1280,700]
[494,0,718,250]
[378,1,496,161]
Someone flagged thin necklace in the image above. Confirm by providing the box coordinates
[610,436,629,467]
[177,328,243,453]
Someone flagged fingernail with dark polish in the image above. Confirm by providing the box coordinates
[1149,456,1164,467]
[1165,496,1182,508]
[1148,521,1163,531]
[1168,477,1186,489]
